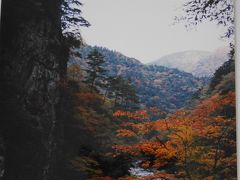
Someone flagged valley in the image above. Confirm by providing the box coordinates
[64,45,236,179]
[0,0,236,180]
[70,46,208,111]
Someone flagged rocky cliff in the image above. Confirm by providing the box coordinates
[0,0,67,179]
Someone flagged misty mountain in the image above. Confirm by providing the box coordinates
[149,48,229,77]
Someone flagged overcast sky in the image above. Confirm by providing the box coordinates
[80,0,230,63]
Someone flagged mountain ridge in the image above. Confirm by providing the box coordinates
[69,46,207,111]
[149,48,229,77]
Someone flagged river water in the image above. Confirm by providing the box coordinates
[129,161,156,177]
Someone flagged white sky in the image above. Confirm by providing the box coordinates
[80,0,230,63]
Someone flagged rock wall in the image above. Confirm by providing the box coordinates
[0,0,67,179]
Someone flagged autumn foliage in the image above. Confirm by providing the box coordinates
[113,91,236,179]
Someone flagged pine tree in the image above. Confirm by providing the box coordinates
[109,76,138,109]
[84,49,106,91]
[61,0,90,45]
[123,78,138,108]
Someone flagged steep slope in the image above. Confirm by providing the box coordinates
[70,46,206,111]
[189,56,235,108]
[149,48,229,77]
[0,1,67,180]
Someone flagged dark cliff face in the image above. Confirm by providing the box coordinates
[0,0,67,179]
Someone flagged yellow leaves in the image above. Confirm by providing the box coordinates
[173,125,192,137]
[201,125,221,138]
[155,147,175,159]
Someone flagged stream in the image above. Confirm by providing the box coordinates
[129,161,157,177]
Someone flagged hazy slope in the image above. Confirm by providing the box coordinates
[69,46,207,111]
[149,48,229,77]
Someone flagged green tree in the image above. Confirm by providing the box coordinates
[121,78,138,109]
[109,76,138,109]
[84,49,106,91]
[61,0,90,45]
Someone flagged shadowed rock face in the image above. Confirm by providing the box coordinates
[0,0,67,179]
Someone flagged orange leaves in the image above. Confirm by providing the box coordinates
[139,141,162,155]
[136,110,149,119]
[153,119,169,131]
[115,122,153,137]
[118,177,137,180]
[193,93,221,117]
[113,110,127,117]
[141,161,151,168]
[112,141,169,159]
[193,91,235,118]
[153,111,196,133]
[155,145,175,160]
[221,91,235,106]
[142,172,176,180]
[124,122,153,135]
[113,110,148,120]
[112,144,139,156]
[116,129,136,137]
[113,91,236,179]
[114,110,155,137]
[200,123,222,138]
